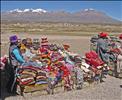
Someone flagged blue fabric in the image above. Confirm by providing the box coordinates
[65,57,75,65]
[13,48,25,64]
[22,61,43,68]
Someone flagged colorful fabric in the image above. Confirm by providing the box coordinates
[119,34,122,39]
[85,51,104,68]
[60,65,70,77]
[17,65,48,86]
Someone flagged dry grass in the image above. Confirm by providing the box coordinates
[1,22,122,56]
[1,22,122,36]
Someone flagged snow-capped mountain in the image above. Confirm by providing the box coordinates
[32,9,47,13]
[2,8,121,24]
[9,8,47,13]
[84,8,95,12]
[10,9,23,13]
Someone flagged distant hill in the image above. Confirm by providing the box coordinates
[1,8,122,24]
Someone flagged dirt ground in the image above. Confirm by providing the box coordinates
[4,76,122,100]
[1,33,91,56]
[1,33,122,100]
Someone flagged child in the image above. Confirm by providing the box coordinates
[74,62,84,90]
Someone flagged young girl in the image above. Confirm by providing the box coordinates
[74,63,84,90]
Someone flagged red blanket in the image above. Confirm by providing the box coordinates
[85,51,104,68]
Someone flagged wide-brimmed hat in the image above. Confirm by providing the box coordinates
[9,35,18,43]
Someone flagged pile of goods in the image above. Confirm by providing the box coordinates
[8,37,108,95]
[3,36,121,96]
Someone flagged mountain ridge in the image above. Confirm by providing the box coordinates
[1,8,122,24]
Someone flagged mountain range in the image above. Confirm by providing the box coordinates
[1,8,122,24]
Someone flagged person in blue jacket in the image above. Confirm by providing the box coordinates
[6,35,25,94]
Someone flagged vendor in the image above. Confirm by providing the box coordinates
[96,32,116,64]
[6,35,25,94]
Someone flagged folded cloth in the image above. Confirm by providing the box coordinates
[36,75,47,81]
[36,79,47,83]
[20,72,36,79]
[80,65,90,73]
[18,77,35,85]
[20,70,36,77]
[35,81,48,85]
[22,61,42,68]
[37,70,47,76]
[81,62,90,69]
[20,68,37,74]
[21,66,42,73]
[21,77,34,82]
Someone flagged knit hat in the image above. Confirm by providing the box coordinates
[41,37,48,43]
[41,37,49,47]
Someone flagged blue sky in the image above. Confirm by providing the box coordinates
[1,1,122,21]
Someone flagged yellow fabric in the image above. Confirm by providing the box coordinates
[20,44,26,50]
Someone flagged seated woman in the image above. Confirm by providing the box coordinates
[20,41,43,68]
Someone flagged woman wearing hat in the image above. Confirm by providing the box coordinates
[96,32,113,63]
[6,35,25,94]
[96,32,118,76]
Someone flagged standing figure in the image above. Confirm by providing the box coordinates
[96,32,116,64]
[74,63,84,90]
[96,32,117,76]
[96,32,110,64]
[6,35,25,94]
